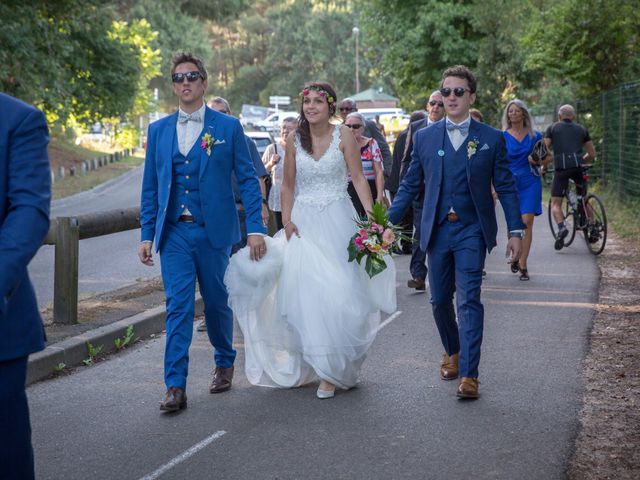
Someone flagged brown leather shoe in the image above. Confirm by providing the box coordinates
[159,387,187,412]
[440,352,459,380]
[457,377,479,399]
[210,366,234,394]
[407,278,426,290]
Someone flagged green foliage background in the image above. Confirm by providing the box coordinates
[1,0,638,132]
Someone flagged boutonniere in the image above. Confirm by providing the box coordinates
[467,137,479,160]
[201,132,214,155]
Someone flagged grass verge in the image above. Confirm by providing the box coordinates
[52,153,144,200]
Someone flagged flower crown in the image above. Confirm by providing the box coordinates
[299,85,336,107]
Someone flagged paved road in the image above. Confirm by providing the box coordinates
[29,217,599,479]
[28,166,161,309]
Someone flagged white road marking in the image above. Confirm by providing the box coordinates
[377,311,402,332]
[139,430,226,480]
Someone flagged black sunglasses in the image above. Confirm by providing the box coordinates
[440,87,470,98]
[345,123,363,129]
[172,71,202,83]
[429,100,445,107]
[340,107,356,112]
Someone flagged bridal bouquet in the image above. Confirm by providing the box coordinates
[348,201,406,278]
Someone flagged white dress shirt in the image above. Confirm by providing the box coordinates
[446,115,471,151]
[177,102,206,156]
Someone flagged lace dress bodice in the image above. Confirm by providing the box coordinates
[294,126,349,209]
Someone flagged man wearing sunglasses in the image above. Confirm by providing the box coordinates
[139,52,266,412]
[338,98,393,182]
[389,65,524,399]
[398,90,446,291]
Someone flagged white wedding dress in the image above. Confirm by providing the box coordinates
[225,126,396,389]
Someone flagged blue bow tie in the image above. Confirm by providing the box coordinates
[178,111,202,124]
[446,119,470,137]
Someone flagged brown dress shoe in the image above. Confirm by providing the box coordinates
[407,278,426,290]
[440,352,459,380]
[160,387,187,412]
[210,366,234,394]
[457,377,479,399]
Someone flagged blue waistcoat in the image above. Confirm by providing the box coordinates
[436,135,479,225]
[167,132,204,224]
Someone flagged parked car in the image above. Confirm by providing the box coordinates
[254,111,298,133]
[357,107,404,122]
[245,131,275,157]
[240,104,274,129]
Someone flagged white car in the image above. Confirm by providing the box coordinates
[245,131,275,157]
[254,111,298,133]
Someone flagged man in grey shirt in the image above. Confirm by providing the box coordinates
[544,104,596,250]
[339,98,393,182]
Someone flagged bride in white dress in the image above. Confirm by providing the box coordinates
[225,82,396,399]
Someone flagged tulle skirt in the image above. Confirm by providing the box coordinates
[225,197,396,389]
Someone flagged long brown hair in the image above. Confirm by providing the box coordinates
[297,81,338,155]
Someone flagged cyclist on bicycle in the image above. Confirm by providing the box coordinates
[544,104,596,250]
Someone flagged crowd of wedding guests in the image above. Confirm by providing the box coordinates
[249,91,554,285]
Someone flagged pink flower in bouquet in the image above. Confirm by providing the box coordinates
[382,228,396,244]
[354,235,366,251]
[371,223,384,234]
[358,228,368,240]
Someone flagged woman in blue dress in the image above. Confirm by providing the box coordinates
[502,99,549,280]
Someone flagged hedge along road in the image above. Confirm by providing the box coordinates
[28,212,599,479]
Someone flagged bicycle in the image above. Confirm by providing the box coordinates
[547,164,607,255]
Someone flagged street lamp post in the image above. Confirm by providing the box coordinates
[352,26,360,94]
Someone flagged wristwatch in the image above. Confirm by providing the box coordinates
[508,230,525,239]
[262,198,268,206]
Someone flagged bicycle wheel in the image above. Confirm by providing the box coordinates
[547,196,576,246]
[583,194,607,255]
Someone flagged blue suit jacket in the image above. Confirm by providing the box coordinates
[389,118,524,252]
[0,93,50,362]
[140,107,266,250]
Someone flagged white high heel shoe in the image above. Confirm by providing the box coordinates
[316,386,335,399]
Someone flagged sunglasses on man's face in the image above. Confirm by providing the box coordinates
[429,100,444,107]
[345,123,363,129]
[440,87,470,98]
[172,71,202,83]
[340,107,356,112]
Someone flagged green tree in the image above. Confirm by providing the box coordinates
[523,0,640,98]
[0,0,140,127]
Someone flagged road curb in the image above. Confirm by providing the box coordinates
[27,296,203,385]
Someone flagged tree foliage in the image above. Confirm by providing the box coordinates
[0,0,140,126]
[523,0,640,98]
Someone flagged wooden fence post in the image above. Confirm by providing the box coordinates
[53,217,79,324]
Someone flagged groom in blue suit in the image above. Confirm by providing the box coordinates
[389,66,524,399]
[0,93,51,478]
[139,53,266,412]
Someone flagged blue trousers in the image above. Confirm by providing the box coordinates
[160,222,235,389]
[427,221,486,378]
[0,356,35,480]
[410,198,427,280]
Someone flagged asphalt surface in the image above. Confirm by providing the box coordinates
[28,166,162,309]
[28,213,599,480]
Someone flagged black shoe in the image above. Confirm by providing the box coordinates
[554,228,568,250]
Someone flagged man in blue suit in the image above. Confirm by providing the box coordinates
[0,93,51,478]
[389,66,524,399]
[139,53,266,412]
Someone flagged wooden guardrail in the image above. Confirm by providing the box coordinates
[43,206,141,325]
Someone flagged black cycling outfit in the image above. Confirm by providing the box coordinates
[545,119,591,197]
